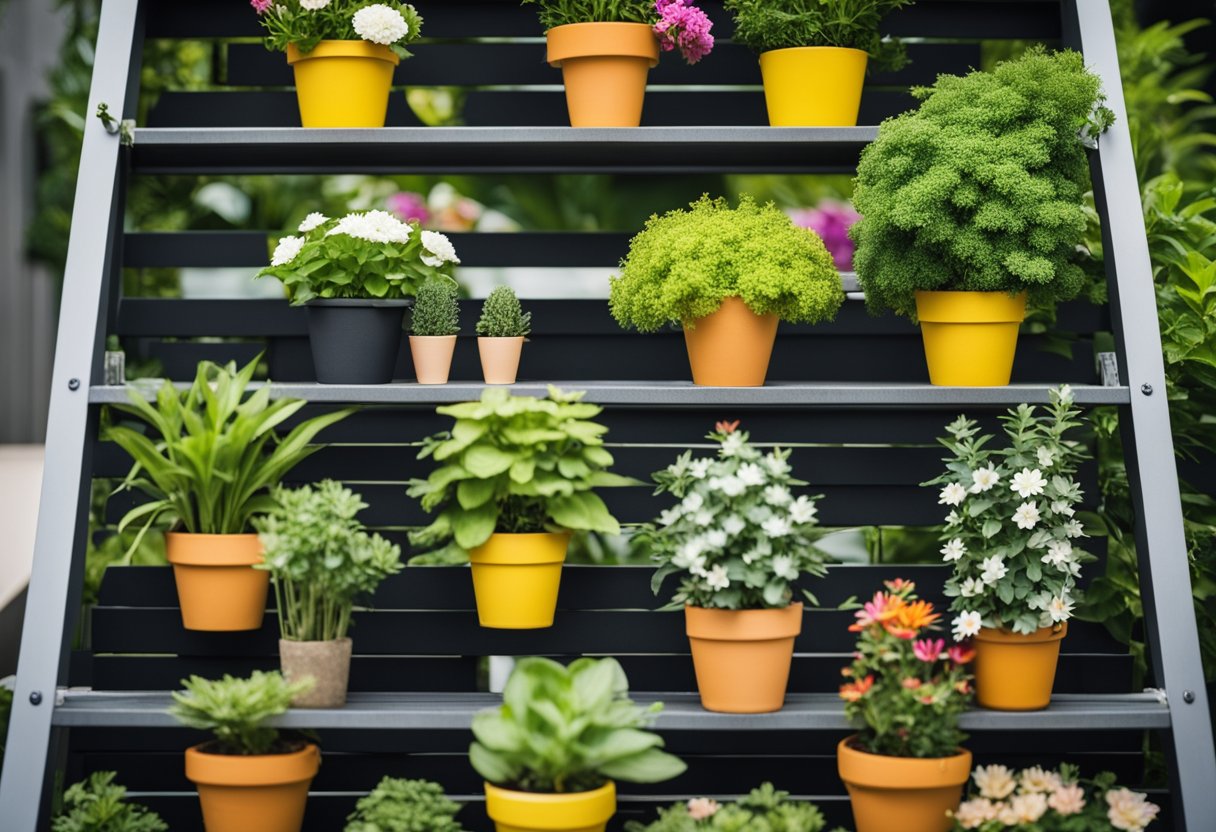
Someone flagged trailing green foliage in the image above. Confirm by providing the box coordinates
[624,783,826,831]
[254,480,403,642]
[476,286,532,338]
[522,0,654,28]
[408,387,636,562]
[51,772,167,832]
[724,0,912,68]
[170,671,312,756]
[410,279,461,337]
[344,777,466,832]
[469,657,686,793]
[852,47,1112,318]
[106,358,351,548]
[257,1,424,59]
[610,195,843,332]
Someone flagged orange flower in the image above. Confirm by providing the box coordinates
[955,680,972,695]
[839,674,874,702]
[715,420,740,434]
[892,599,940,632]
[901,677,923,690]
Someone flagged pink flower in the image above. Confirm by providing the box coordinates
[913,638,945,663]
[387,192,431,226]
[686,797,720,820]
[250,0,272,13]
[653,0,714,65]
[1048,784,1087,815]
[790,200,861,270]
[948,644,977,665]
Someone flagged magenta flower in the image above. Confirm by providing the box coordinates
[387,192,431,226]
[654,0,714,65]
[790,200,861,271]
[913,638,945,663]
[250,0,273,13]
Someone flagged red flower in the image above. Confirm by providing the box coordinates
[714,420,740,434]
[839,674,875,702]
[948,644,977,665]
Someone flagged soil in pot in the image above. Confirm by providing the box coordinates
[166,533,267,632]
[685,603,802,713]
[683,297,779,387]
[186,742,319,832]
[478,336,525,384]
[287,41,399,128]
[759,47,869,126]
[306,300,409,385]
[546,23,660,127]
[914,291,1027,387]
[484,781,616,832]
[468,533,571,629]
[837,738,972,832]
[409,334,458,384]
[973,623,1067,710]
[279,638,353,709]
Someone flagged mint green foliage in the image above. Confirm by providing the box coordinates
[610,195,843,331]
[408,387,637,561]
[625,783,826,832]
[254,481,403,642]
[410,279,461,337]
[106,358,351,548]
[852,48,1112,318]
[344,777,466,832]
[724,0,913,69]
[170,671,312,756]
[469,657,686,793]
[258,1,424,59]
[523,0,653,28]
[51,772,167,832]
[476,286,532,338]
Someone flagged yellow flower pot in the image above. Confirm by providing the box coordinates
[287,40,399,128]
[485,781,616,832]
[973,623,1067,711]
[468,533,570,629]
[914,291,1028,387]
[758,47,869,126]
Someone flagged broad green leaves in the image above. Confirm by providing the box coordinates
[170,671,311,756]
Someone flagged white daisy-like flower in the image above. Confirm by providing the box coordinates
[952,610,983,641]
[1064,519,1085,538]
[1011,468,1048,498]
[1019,766,1062,794]
[328,210,412,244]
[709,476,745,497]
[736,463,765,487]
[970,466,1001,493]
[940,538,966,562]
[939,483,967,506]
[352,3,410,44]
[771,555,798,581]
[1041,539,1073,571]
[688,555,708,577]
[721,515,745,537]
[959,577,982,597]
[420,230,461,267]
[1013,501,1042,530]
[720,432,746,457]
[1051,499,1076,517]
[746,505,772,525]
[789,495,817,525]
[704,529,727,549]
[1105,787,1160,832]
[973,765,1017,799]
[979,555,1008,585]
[763,454,790,477]
[658,507,682,527]
[693,510,714,526]
[689,458,712,479]
[945,510,962,527]
[761,516,791,538]
[299,0,331,8]
[672,539,705,570]
[297,212,328,233]
[763,484,791,506]
[1010,793,1049,824]
[1048,595,1074,623]
[270,235,305,266]
[705,564,730,591]
[681,492,704,513]
[1037,446,1057,468]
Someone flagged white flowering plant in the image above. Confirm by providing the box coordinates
[644,421,827,611]
[926,387,1095,639]
[253,0,423,58]
[953,764,1159,832]
[257,210,460,304]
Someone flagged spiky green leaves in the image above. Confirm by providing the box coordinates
[476,286,532,338]
[410,278,461,336]
[170,671,312,755]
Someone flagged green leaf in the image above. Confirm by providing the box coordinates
[463,445,516,479]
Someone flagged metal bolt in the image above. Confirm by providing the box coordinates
[1140,383,1153,396]
[29,691,42,706]
[1183,689,1196,704]
[68,378,80,391]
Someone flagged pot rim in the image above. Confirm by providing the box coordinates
[469,532,572,566]
[837,737,972,789]
[165,532,263,567]
[286,40,400,66]
[682,295,779,330]
[185,742,320,787]
[914,290,1028,324]
[477,335,527,342]
[685,602,803,641]
[484,780,617,828]
[759,45,870,58]
[409,333,459,342]
[307,298,412,308]
[279,636,353,648]
[546,21,660,66]
[975,622,1068,644]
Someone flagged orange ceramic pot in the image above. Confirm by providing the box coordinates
[166,533,267,632]
[683,297,780,387]
[546,23,659,127]
[973,623,1067,710]
[837,738,972,832]
[685,603,802,713]
[478,336,525,384]
[409,335,458,385]
[185,743,319,832]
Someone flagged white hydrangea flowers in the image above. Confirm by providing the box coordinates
[420,230,461,267]
[353,3,410,45]
[327,209,412,244]
[298,0,332,10]
[271,235,305,266]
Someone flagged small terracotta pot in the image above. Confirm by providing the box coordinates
[409,335,458,385]
[546,22,659,127]
[478,336,525,384]
[685,603,802,713]
[485,780,616,832]
[165,533,267,632]
[683,297,780,387]
[279,638,352,709]
[915,291,1027,387]
[186,743,319,832]
[837,738,972,832]
[973,623,1067,710]
[469,533,570,629]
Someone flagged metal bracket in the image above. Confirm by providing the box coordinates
[1098,352,1120,387]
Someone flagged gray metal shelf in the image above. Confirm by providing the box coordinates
[51,690,1171,731]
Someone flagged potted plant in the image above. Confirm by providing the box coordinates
[523,0,714,127]
[724,0,913,126]
[257,212,461,384]
[408,387,636,628]
[254,480,403,708]
[837,579,974,832]
[610,195,843,387]
[852,48,1113,386]
[52,771,167,832]
[108,358,350,632]
[624,783,826,830]
[928,386,1092,711]
[470,657,686,832]
[408,277,462,385]
[476,286,532,385]
[253,0,423,127]
[170,671,317,832]
[646,421,827,713]
[345,777,467,831]
[951,763,1160,830]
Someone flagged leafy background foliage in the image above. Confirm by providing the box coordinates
[344,777,467,832]
[409,278,461,337]
[624,783,826,832]
[51,772,166,832]
[724,0,912,68]
[476,286,532,338]
[170,671,311,756]
[521,0,654,28]
[256,0,424,57]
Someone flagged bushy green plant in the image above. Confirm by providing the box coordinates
[408,387,636,561]
[254,480,403,642]
[852,47,1112,318]
[476,286,532,338]
[625,783,826,831]
[410,279,461,337]
[256,1,424,59]
[610,195,843,332]
[522,0,654,28]
[51,772,167,832]
[469,657,686,793]
[107,358,352,552]
[724,0,913,68]
[170,671,312,756]
[344,777,466,832]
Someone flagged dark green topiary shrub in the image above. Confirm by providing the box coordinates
[476,286,532,337]
[852,47,1113,318]
[724,0,914,69]
[410,278,461,336]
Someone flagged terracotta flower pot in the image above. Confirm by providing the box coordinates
[185,742,319,832]
[279,638,352,709]
[683,297,779,387]
[485,780,616,832]
[837,738,972,832]
[165,533,267,632]
[973,623,1067,711]
[409,335,458,384]
[286,40,398,128]
[478,336,525,384]
[914,291,1027,387]
[759,46,869,126]
[546,23,660,127]
[685,603,802,713]
[468,533,570,630]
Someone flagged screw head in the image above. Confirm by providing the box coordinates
[68,378,80,391]
[1183,689,1197,704]
[1141,383,1153,396]
[29,690,42,706]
